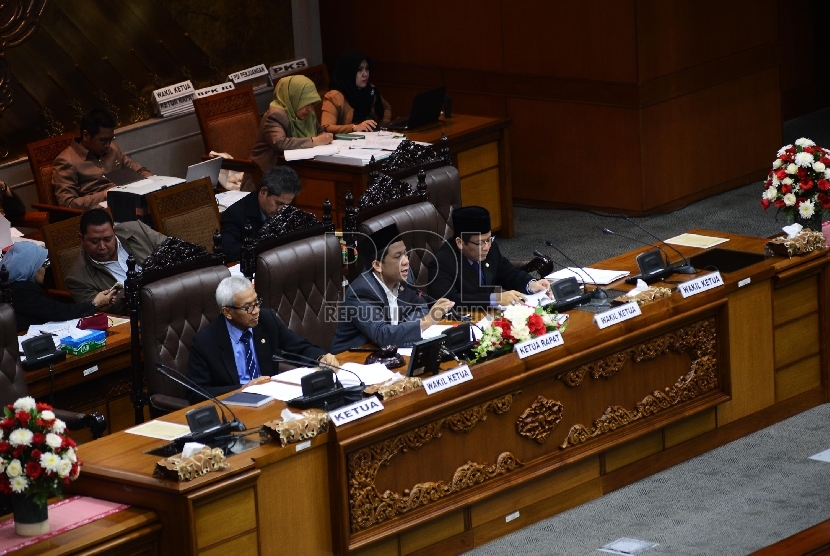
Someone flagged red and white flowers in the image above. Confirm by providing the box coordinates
[471,304,567,363]
[0,397,81,507]
[762,137,830,225]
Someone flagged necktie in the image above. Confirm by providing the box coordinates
[473,261,486,286]
[239,330,260,380]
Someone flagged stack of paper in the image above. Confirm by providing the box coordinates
[546,267,629,285]
[215,190,249,212]
[284,145,340,161]
[315,149,391,166]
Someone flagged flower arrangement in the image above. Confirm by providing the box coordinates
[0,397,81,507]
[471,304,567,363]
[761,137,830,225]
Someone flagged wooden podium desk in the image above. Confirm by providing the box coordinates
[69,230,830,555]
[287,114,515,237]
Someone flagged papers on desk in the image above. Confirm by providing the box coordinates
[283,145,339,161]
[348,137,404,150]
[18,319,82,353]
[244,381,303,401]
[215,190,249,212]
[315,149,391,166]
[423,324,453,339]
[664,233,729,249]
[337,362,400,387]
[126,420,191,440]
[546,267,629,285]
[497,290,554,310]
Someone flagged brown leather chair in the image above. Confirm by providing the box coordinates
[0,269,106,439]
[126,237,228,421]
[25,131,84,223]
[41,214,83,300]
[400,165,461,241]
[146,177,221,253]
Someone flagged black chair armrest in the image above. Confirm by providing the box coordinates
[150,394,190,414]
[54,409,107,439]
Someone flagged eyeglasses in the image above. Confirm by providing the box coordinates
[466,236,496,247]
[227,297,263,314]
[41,258,51,269]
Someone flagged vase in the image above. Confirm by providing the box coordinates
[11,494,49,536]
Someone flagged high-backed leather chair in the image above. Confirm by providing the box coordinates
[26,131,84,223]
[126,236,228,422]
[146,177,221,252]
[401,165,461,240]
[41,214,84,300]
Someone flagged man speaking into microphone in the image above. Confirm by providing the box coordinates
[186,276,339,403]
[331,223,455,353]
[428,206,551,310]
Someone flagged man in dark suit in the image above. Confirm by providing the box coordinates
[331,223,455,353]
[186,276,339,402]
[219,165,303,262]
[427,206,552,310]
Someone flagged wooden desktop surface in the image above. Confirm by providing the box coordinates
[70,231,830,555]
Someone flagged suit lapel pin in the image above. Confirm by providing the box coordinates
[261,338,265,344]
[485,262,490,268]
[399,285,404,292]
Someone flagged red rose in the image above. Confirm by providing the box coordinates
[775,199,785,208]
[761,198,770,209]
[821,157,830,166]
[819,179,830,191]
[35,403,51,412]
[797,197,806,205]
[805,146,815,154]
[32,433,45,445]
[25,461,41,480]
[0,418,14,431]
[781,184,792,194]
[0,441,9,454]
[527,313,546,336]
[0,478,10,495]
[12,446,24,458]
[802,180,814,191]
[775,169,787,180]
[15,411,30,424]
[797,168,808,180]
[63,437,76,449]
[493,317,511,336]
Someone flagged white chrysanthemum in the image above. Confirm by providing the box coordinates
[12,397,36,413]
[771,173,780,186]
[39,452,61,473]
[45,433,63,450]
[815,161,826,173]
[795,137,816,147]
[825,169,830,179]
[773,159,783,169]
[50,419,66,435]
[511,325,531,343]
[783,177,793,185]
[795,152,815,168]
[787,163,798,174]
[502,304,533,324]
[9,476,28,494]
[57,458,72,478]
[777,144,793,156]
[8,429,33,447]
[784,193,797,206]
[40,410,55,421]
[5,459,22,478]
[541,313,558,327]
[799,199,816,219]
[765,186,778,201]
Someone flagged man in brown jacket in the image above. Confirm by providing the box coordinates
[52,108,153,210]
[66,209,167,314]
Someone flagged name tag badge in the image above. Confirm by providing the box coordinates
[422,365,473,395]
[594,301,642,330]
[678,272,724,298]
[330,397,384,427]
[513,330,564,359]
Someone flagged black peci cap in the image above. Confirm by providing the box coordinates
[451,206,491,237]
[359,223,403,266]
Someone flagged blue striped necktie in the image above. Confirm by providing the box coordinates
[239,330,260,380]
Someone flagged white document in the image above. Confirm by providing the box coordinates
[215,190,249,212]
[338,362,399,386]
[497,290,554,310]
[422,324,453,339]
[397,347,413,357]
[664,233,729,249]
[809,448,830,462]
[125,420,191,440]
[0,213,10,249]
[349,138,403,150]
[546,267,630,285]
[244,381,303,401]
[271,366,317,385]
[283,145,340,161]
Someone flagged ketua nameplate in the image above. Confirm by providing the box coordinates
[513,331,564,359]
[330,397,384,427]
[678,272,724,298]
[594,302,642,330]
[423,365,473,395]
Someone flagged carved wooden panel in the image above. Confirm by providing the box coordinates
[256,205,321,241]
[200,91,254,119]
[379,140,443,174]
[347,392,519,533]
[154,183,212,214]
[516,395,564,444]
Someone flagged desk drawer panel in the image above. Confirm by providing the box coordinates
[457,141,498,177]
[200,531,258,556]
[461,168,501,230]
[774,276,819,326]
[773,313,820,369]
[775,354,821,402]
[195,487,256,549]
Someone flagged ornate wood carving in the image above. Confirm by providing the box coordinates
[516,396,564,444]
[256,205,320,241]
[358,174,413,210]
[559,355,718,449]
[201,91,253,118]
[347,392,520,532]
[154,183,213,214]
[379,140,443,174]
[557,318,716,386]
[139,238,212,276]
[0,0,49,112]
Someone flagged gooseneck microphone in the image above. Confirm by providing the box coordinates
[399,281,471,322]
[156,362,246,434]
[602,228,671,266]
[622,216,696,274]
[602,228,675,285]
[272,351,365,410]
[544,241,608,299]
[272,350,366,390]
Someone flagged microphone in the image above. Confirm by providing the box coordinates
[602,228,674,285]
[271,351,365,409]
[622,216,696,274]
[399,281,471,322]
[156,361,246,433]
[543,241,608,299]
[272,350,366,391]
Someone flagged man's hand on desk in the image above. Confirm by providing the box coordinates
[92,289,118,311]
[318,353,340,368]
[421,298,455,330]
[528,279,553,297]
[495,290,527,306]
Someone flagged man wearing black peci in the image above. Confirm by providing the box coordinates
[330,223,455,353]
[427,206,551,310]
[186,276,339,402]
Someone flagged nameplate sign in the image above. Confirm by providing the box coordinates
[269,58,308,81]
[228,64,271,89]
[152,80,195,118]
[422,365,473,395]
[330,397,384,426]
[193,82,235,99]
[678,272,724,299]
[594,302,642,329]
[513,331,564,359]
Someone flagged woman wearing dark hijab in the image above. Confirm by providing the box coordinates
[321,50,391,134]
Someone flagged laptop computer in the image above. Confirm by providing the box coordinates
[184,157,223,187]
[384,85,446,131]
